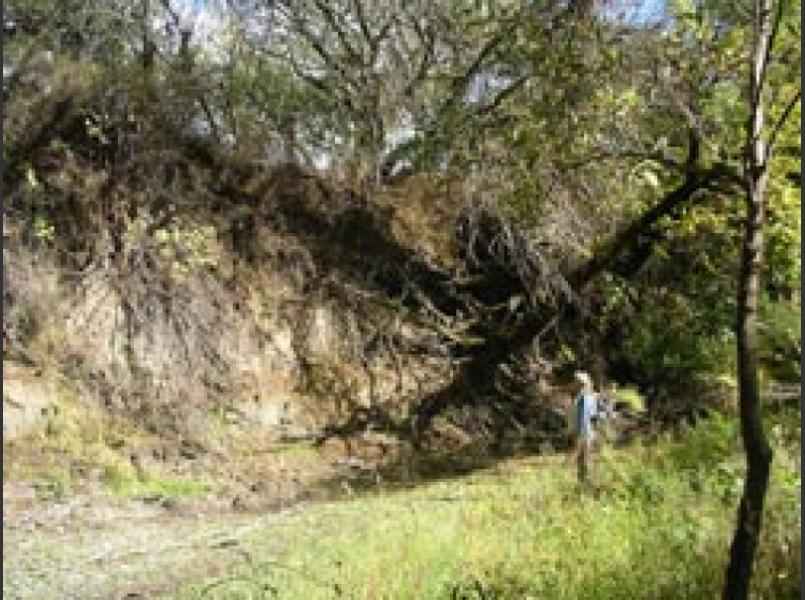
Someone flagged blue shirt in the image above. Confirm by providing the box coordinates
[575,392,598,438]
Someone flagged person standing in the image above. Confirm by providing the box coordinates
[570,371,598,484]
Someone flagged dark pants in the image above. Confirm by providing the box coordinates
[575,435,593,483]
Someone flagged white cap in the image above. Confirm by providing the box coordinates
[574,371,593,391]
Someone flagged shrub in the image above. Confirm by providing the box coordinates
[759,297,801,382]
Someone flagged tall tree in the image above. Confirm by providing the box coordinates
[724,0,800,597]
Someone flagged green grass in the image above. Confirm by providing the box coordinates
[263,441,319,459]
[610,385,646,412]
[4,380,210,503]
[32,466,73,501]
[102,463,209,500]
[175,410,801,600]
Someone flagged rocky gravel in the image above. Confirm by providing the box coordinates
[3,494,301,600]
[2,451,375,600]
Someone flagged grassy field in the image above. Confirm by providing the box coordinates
[177,410,801,600]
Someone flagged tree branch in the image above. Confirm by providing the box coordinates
[755,0,787,106]
[353,0,375,52]
[284,8,357,87]
[561,149,687,173]
[765,88,801,161]
[402,19,435,98]
[312,0,362,64]
[472,74,530,117]
[158,0,181,29]
[435,13,521,118]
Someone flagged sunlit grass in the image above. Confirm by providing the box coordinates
[102,467,209,500]
[177,410,801,599]
[4,381,210,502]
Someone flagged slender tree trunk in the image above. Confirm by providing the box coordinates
[723,1,774,597]
[142,0,155,70]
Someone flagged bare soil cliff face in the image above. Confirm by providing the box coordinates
[3,161,462,444]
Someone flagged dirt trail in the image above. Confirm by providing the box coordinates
[2,395,405,599]
[2,489,319,600]
[2,434,393,600]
